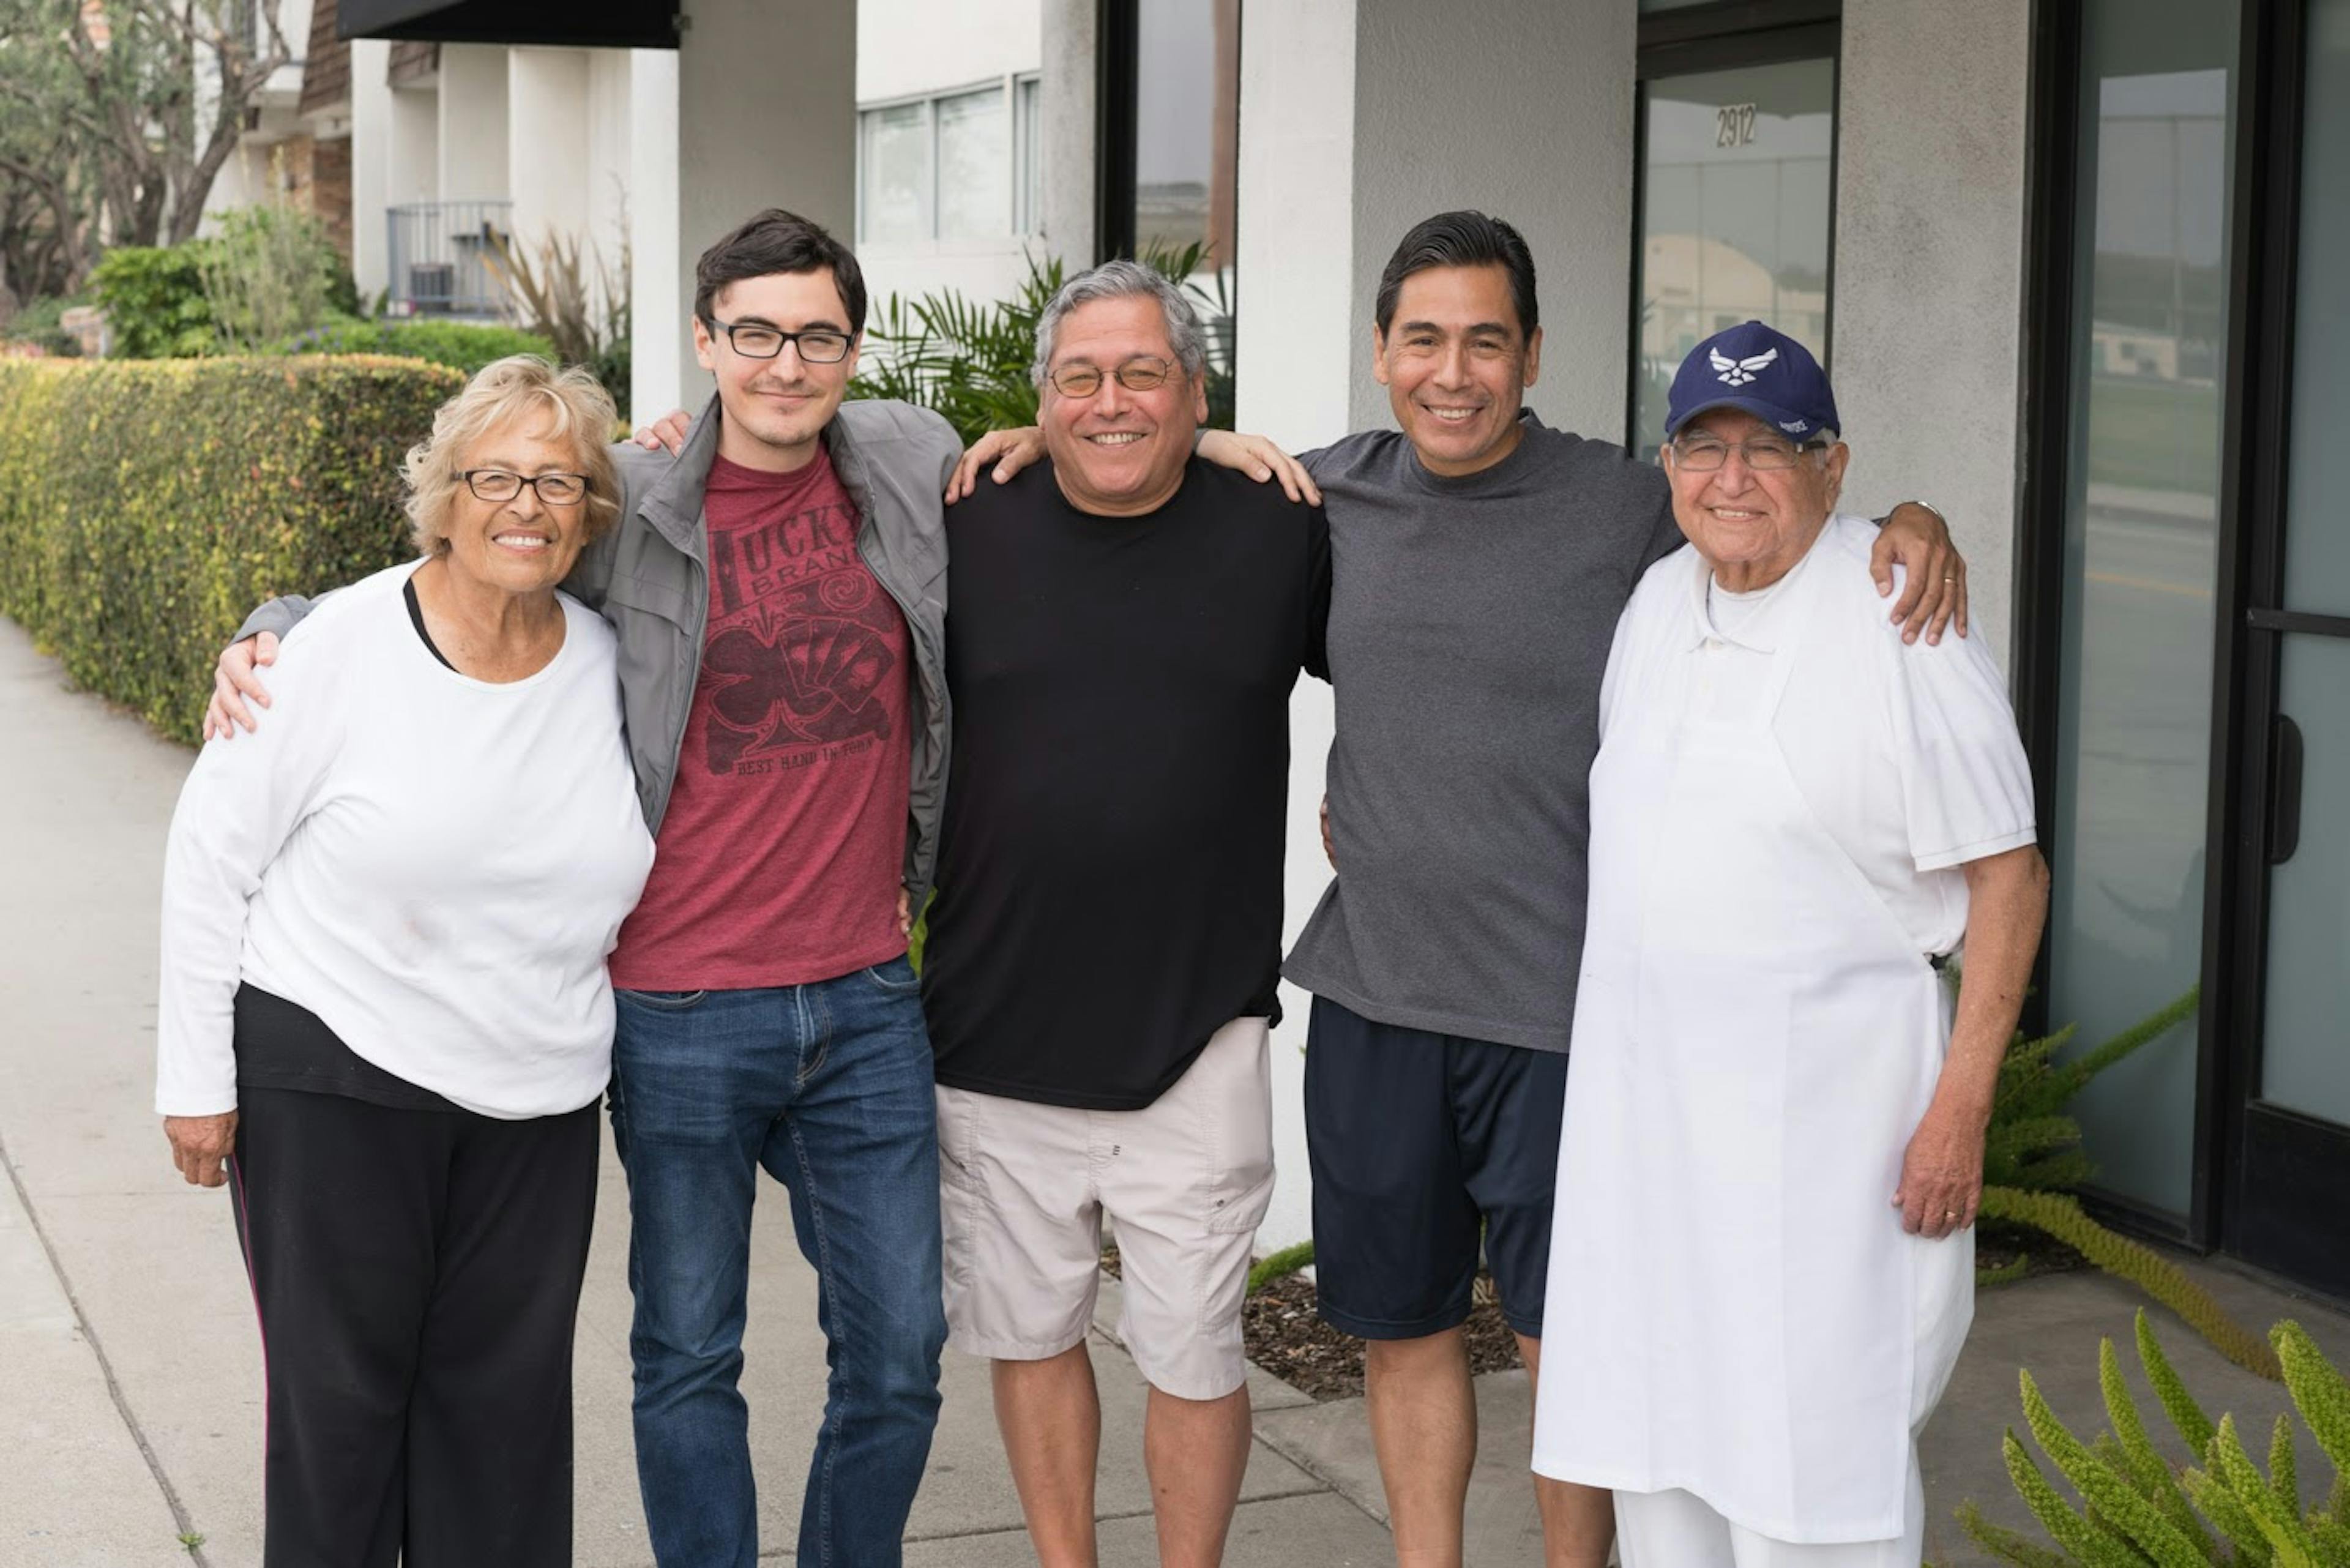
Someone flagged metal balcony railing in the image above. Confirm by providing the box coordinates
[386,201,513,317]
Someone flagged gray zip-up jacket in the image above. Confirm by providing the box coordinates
[234,394,960,905]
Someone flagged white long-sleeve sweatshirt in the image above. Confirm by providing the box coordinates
[156,561,657,1120]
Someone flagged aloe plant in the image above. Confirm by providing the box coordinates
[1963,1312,2350,1565]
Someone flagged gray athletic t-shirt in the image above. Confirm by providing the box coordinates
[1283,413,1682,1053]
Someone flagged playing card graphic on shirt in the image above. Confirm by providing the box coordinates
[701,499,900,774]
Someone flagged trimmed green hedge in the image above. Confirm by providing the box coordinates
[0,356,462,743]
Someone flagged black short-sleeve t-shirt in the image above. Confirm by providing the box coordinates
[921,456,1330,1110]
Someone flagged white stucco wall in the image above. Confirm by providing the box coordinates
[1234,0,1358,1254]
[1830,0,2032,665]
[1345,0,1635,441]
[437,45,512,203]
[857,0,1039,101]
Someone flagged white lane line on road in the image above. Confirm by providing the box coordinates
[0,1126,211,1568]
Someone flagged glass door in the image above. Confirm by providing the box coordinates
[2227,0,2350,1294]
[2041,0,2240,1223]
[1631,45,1836,460]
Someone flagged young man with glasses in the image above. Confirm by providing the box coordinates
[957,215,1966,1568]
[206,209,962,1568]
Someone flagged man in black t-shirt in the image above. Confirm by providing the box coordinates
[919,259,1328,1568]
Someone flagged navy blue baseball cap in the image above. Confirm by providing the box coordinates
[1663,319,1840,442]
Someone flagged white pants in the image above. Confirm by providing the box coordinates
[1614,1449,1924,1568]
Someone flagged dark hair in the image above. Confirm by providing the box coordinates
[1373,211,1539,340]
[693,209,868,336]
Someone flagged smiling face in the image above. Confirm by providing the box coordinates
[1664,408,1849,587]
[1373,263,1543,479]
[1039,293,1208,517]
[441,419,594,599]
[693,268,862,471]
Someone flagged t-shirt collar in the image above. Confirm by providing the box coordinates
[1403,408,1546,493]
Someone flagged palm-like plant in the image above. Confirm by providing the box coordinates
[1962,1311,2350,1566]
[848,242,1237,445]
[1974,987,2278,1381]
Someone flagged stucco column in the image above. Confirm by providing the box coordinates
[1039,0,1097,267]
[348,39,392,299]
[1233,0,1357,1253]
[1345,0,1635,441]
[435,44,510,202]
[628,48,681,425]
[652,0,857,414]
[507,49,593,257]
[1831,0,2031,663]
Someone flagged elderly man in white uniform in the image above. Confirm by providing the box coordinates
[1531,321,2048,1567]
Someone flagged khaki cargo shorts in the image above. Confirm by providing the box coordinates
[934,1016,1275,1401]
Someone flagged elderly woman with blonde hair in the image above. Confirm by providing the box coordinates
[155,356,655,1567]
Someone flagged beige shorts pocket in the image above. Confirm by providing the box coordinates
[1195,1018,1275,1234]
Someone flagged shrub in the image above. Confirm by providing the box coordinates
[89,245,217,359]
[198,205,362,350]
[277,317,557,376]
[0,356,462,742]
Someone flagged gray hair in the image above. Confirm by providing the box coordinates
[1031,258,1208,389]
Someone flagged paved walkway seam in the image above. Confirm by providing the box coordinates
[0,1124,211,1568]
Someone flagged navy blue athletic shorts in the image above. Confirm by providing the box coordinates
[1302,994,1569,1340]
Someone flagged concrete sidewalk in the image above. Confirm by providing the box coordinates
[5,610,2346,1567]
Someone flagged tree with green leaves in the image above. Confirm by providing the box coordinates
[0,0,292,309]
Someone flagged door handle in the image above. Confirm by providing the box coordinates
[2267,714,2303,866]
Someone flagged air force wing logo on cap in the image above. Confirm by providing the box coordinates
[1665,319,1840,442]
[1709,346,1778,387]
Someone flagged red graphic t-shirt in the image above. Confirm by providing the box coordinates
[608,449,914,990]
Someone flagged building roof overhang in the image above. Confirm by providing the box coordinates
[336,0,679,50]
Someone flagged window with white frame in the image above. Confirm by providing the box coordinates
[858,75,1042,244]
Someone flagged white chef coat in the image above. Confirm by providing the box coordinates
[1532,515,2037,1544]
[1676,518,2037,955]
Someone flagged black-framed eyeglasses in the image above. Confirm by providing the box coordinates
[703,317,855,364]
[1046,356,1179,398]
[1666,433,1829,472]
[457,469,591,505]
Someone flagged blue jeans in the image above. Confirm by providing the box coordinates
[608,959,947,1568]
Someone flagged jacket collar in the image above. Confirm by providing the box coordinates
[636,392,725,555]
[635,393,875,558]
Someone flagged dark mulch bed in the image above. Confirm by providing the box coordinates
[1975,1222,2089,1285]
[1103,1245,1521,1402]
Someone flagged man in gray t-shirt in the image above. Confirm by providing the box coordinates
[1283,414,1680,1052]
[956,211,1964,1568]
